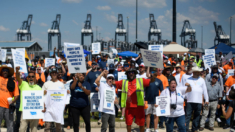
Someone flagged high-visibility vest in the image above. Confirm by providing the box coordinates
[195,59,202,67]
[121,78,144,108]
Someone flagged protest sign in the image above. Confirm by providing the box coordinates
[118,72,127,81]
[64,80,73,104]
[203,54,216,69]
[148,45,163,58]
[107,59,114,65]
[156,96,170,116]
[222,51,233,65]
[90,93,100,112]
[112,49,118,55]
[64,44,86,73]
[228,69,234,77]
[205,49,215,55]
[64,42,80,47]
[45,58,55,68]
[44,90,67,124]
[92,42,101,54]
[140,48,163,69]
[11,49,27,73]
[204,49,216,66]
[1,49,6,62]
[0,48,2,61]
[104,89,115,110]
[22,91,44,119]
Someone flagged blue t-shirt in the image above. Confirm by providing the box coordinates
[99,61,107,69]
[85,71,101,92]
[70,81,91,108]
[145,78,163,104]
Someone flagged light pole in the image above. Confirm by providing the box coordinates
[201,26,203,49]
[96,26,98,41]
[127,16,129,43]
[99,33,101,40]
[230,16,232,45]
[136,0,138,43]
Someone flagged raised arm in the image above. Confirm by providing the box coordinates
[146,67,151,78]
[70,76,78,90]
[16,66,22,86]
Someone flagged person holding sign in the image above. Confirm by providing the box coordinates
[95,72,118,132]
[15,66,42,132]
[0,65,19,132]
[113,68,151,132]
[185,67,209,132]
[155,80,191,132]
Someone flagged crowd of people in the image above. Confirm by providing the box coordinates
[0,48,235,132]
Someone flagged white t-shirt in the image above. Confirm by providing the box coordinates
[6,63,12,68]
[98,82,116,115]
[185,77,209,103]
[137,73,147,79]
[176,86,187,96]
[175,73,183,87]
[160,89,185,117]
[181,73,193,86]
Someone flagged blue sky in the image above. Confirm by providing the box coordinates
[0,0,235,51]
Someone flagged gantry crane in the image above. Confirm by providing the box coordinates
[81,14,93,49]
[115,14,127,47]
[48,14,61,51]
[180,20,197,48]
[148,14,161,42]
[213,22,230,46]
[16,14,33,41]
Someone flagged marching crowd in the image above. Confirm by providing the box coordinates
[0,48,235,132]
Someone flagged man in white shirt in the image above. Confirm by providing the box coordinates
[181,64,193,86]
[95,73,118,132]
[185,66,209,132]
[42,67,69,132]
[137,63,147,79]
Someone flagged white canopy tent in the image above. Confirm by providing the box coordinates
[163,42,189,55]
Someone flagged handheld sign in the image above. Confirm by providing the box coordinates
[64,44,86,73]
[11,49,28,73]
[0,48,2,61]
[203,54,216,69]
[222,51,233,65]
[64,42,80,47]
[45,58,55,68]
[1,49,6,62]
[103,89,115,110]
[92,42,101,54]
[228,69,234,77]
[118,72,127,81]
[156,96,170,116]
[107,59,114,65]
[140,48,163,69]
[23,91,44,119]
[148,45,163,58]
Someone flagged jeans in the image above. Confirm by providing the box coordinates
[70,105,91,132]
[166,115,186,132]
[185,103,202,131]
[159,116,166,126]
[101,113,115,132]
[226,105,231,125]
[0,107,14,132]
[14,108,21,132]
[200,101,218,127]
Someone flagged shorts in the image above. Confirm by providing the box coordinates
[125,106,145,126]
[145,104,156,115]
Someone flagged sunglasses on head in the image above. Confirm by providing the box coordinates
[2,69,9,72]
[28,76,35,78]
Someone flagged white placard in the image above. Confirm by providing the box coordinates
[148,45,163,58]
[44,90,67,124]
[16,48,25,52]
[22,91,44,119]
[0,48,2,61]
[222,51,233,65]
[64,44,86,73]
[90,93,100,112]
[11,49,27,73]
[205,49,215,55]
[1,49,7,62]
[45,58,55,68]
[112,49,118,54]
[64,42,80,48]
[203,54,216,69]
[92,42,101,54]
[156,96,170,116]
[64,80,73,104]
[228,69,234,77]
[103,89,115,110]
[118,72,127,81]
[107,59,114,65]
[141,48,163,69]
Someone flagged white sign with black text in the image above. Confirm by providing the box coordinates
[92,42,101,54]
[45,58,55,68]
[141,49,163,69]
[156,96,170,116]
[103,89,115,110]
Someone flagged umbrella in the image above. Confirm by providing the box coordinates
[118,51,138,57]
[189,48,204,53]
[134,42,148,49]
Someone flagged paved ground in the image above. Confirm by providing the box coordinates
[0,128,231,132]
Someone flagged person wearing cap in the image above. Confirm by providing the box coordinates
[95,72,118,132]
[205,65,223,92]
[15,66,42,132]
[185,66,209,132]
[42,67,69,132]
[123,62,130,72]
[85,61,101,92]
[114,56,123,69]
[113,68,151,132]
[181,64,193,86]
[223,61,233,74]
[183,53,187,60]
[99,55,108,70]
[0,65,19,132]
[137,63,147,79]
[199,73,222,131]
[36,66,46,87]
[163,65,175,86]
[173,64,185,87]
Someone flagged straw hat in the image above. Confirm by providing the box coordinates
[0,65,14,77]
[175,64,181,68]
[164,65,174,72]
[192,66,203,72]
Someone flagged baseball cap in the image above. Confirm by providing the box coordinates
[92,61,97,65]
[119,56,122,59]
[184,53,187,55]
[50,67,57,73]
[107,74,114,79]
[97,55,101,58]
[123,62,129,67]
[109,64,115,70]
[212,73,219,78]
[139,63,145,67]
[30,67,36,71]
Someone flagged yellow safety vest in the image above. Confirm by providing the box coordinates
[195,59,202,67]
[121,78,144,108]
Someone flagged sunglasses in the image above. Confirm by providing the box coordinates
[37,69,41,70]
[107,77,114,80]
[128,72,135,75]
[28,76,35,78]
[151,71,156,74]
[2,69,9,72]
[124,65,129,68]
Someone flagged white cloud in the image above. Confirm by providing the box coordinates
[105,14,117,23]
[105,0,166,8]
[72,20,79,25]
[40,23,48,27]
[62,0,82,3]
[97,6,111,10]
[31,21,35,24]
[0,26,9,31]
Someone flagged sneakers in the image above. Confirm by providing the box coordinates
[159,124,165,129]
[199,127,204,131]
[208,127,214,131]
[97,119,101,125]
[145,128,151,132]
[120,116,124,120]
[216,117,221,123]
[223,124,230,129]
